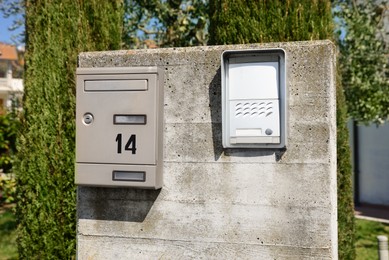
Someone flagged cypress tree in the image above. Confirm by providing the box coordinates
[209,0,333,44]
[16,1,123,258]
[209,1,355,259]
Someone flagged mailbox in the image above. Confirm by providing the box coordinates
[221,49,286,148]
[75,67,164,189]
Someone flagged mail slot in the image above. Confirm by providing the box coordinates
[84,79,148,91]
[75,67,164,189]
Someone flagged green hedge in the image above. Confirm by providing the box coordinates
[209,0,333,45]
[209,0,355,259]
[16,1,123,258]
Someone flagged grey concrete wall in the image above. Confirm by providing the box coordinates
[77,41,337,259]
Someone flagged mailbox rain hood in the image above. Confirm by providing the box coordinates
[75,67,164,189]
[222,49,286,148]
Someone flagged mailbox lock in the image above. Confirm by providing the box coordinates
[83,113,94,125]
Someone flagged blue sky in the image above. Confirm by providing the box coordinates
[0,14,23,45]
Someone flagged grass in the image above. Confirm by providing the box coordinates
[356,218,389,260]
[0,206,17,260]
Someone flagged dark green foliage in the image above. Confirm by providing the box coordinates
[209,0,355,258]
[16,1,123,258]
[0,104,19,205]
[209,0,332,44]
[336,72,355,260]
[0,108,19,173]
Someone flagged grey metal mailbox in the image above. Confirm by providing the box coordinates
[75,67,164,189]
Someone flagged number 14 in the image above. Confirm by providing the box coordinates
[115,134,136,154]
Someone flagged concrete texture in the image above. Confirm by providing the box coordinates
[77,41,337,259]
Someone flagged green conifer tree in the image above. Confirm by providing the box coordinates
[16,1,123,258]
[209,1,354,259]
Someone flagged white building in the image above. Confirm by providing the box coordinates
[0,42,23,113]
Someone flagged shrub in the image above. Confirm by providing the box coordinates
[16,1,123,258]
[0,108,19,173]
[0,173,16,204]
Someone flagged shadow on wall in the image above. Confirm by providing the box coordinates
[77,186,160,222]
[208,67,223,161]
[208,67,285,161]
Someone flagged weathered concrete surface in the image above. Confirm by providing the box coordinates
[77,41,337,259]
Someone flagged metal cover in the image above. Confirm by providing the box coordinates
[75,67,164,189]
[221,49,287,149]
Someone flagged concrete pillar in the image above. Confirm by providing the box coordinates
[77,41,337,259]
[378,235,389,260]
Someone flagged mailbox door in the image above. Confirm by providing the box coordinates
[76,73,158,165]
[75,67,164,189]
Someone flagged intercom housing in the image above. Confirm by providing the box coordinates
[75,67,164,189]
[221,49,286,149]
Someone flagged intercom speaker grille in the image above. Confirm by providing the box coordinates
[235,101,274,118]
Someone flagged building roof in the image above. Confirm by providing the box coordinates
[0,42,18,61]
